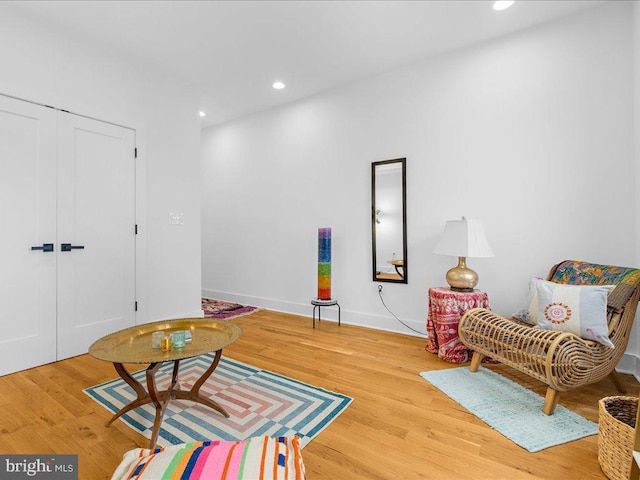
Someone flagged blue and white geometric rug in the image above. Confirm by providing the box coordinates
[420,367,599,452]
[85,355,352,448]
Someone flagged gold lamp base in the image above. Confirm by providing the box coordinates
[445,257,478,292]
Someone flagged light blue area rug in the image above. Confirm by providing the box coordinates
[420,367,598,452]
[85,355,352,448]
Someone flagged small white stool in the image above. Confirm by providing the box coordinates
[311,299,341,328]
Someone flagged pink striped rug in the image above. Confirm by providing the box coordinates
[85,355,352,448]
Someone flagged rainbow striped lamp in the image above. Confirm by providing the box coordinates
[317,227,332,300]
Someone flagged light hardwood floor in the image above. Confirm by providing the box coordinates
[0,309,636,479]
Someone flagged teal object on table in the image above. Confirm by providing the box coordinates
[171,330,186,348]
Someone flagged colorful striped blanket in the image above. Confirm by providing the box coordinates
[549,260,640,310]
[111,436,306,480]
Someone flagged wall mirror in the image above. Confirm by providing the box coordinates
[371,158,407,283]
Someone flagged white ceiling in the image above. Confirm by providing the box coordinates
[8,1,604,127]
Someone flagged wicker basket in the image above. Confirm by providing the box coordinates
[598,396,637,480]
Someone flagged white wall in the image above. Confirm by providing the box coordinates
[0,6,203,324]
[619,2,640,376]
[202,2,637,342]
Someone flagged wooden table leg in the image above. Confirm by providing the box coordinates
[168,359,181,394]
[171,349,229,418]
[106,362,151,426]
[146,362,166,449]
[393,265,404,278]
[106,353,228,449]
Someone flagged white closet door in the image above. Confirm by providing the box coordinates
[0,96,57,375]
[56,112,136,359]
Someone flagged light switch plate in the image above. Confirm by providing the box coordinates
[168,212,184,225]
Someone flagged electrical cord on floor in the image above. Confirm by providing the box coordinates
[377,286,428,337]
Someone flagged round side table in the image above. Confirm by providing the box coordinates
[425,287,490,363]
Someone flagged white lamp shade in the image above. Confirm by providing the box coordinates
[433,219,494,258]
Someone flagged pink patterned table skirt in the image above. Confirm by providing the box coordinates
[426,287,490,363]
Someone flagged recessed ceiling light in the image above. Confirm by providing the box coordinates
[493,1,514,11]
[272,81,285,90]
[199,111,206,117]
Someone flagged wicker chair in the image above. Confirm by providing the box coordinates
[458,260,640,415]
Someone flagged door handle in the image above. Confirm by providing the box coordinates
[31,243,54,252]
[61,243,85,252]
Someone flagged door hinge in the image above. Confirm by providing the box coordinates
[135,224,138,234]
[134,147,138,158]
[135,301,138,312]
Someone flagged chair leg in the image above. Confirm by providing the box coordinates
[543,387,560,415]
[608,370,627,394]
[469,352,483,372]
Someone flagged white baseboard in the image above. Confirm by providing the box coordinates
[616,352,640,383]
[201,289,427,338]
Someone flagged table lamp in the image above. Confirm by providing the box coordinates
[433,217,494,292]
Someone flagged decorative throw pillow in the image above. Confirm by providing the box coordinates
[111,436,306,480]
[513,277,544,324]
[535,281,615,348]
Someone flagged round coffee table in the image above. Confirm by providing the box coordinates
[89,318,242,448]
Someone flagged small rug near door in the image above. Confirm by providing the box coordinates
[85,355,352,448]
[202,298,261,320]
[419,367,598,452]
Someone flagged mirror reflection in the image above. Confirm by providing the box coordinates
[371,158,407,283]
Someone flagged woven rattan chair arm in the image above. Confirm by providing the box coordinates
[458,307,501,329]
[459,308,531,338]
[544,331,593,388]
[459,308,604,390]
[460,309,597,352]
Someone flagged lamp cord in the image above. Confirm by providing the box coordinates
[377,288,428,337]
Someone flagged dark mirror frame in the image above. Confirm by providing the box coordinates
[371,158,407,284]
